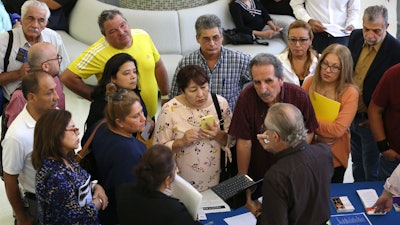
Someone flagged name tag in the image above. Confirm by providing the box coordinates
[16,48,28,63]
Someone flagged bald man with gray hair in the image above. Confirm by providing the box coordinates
[252,103,333,225]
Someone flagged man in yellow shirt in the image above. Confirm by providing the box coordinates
[60,9,169,118]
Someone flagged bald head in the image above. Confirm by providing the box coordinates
[28,42,60,76]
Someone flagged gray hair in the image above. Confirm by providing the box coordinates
[364,5,388,28]
[98,9,127,35]
[21,0,50,21]
[265,103,307,147]
[195,14,222,36]
[249,53,284,79]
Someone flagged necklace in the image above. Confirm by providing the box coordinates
[323,89,329,97]
[319,86,335,98]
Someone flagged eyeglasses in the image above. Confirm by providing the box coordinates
[320,61,341,73]
[288,38,309,45]
[41,55,63,66]
[65,127,79,135]
[201,35,222,43]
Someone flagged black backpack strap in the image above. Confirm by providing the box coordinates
[4,30,13,73]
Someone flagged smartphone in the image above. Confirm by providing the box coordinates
[393,196,400,212]
[201,115,214,130]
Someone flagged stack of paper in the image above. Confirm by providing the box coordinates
[356,189,386,215]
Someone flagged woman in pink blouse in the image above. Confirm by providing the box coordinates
[153,65,232,191]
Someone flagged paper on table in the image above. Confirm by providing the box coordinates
[310,92,341,122]
[323,23,351,37]
[224,212,257,225]
[200,189,230,214]
[330,212,372,225]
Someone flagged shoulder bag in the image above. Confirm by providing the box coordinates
[76,119,106,180]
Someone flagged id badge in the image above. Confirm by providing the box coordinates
[16,48,28,63]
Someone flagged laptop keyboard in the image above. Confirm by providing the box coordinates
[211,174,255,201]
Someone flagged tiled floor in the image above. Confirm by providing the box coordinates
[0,0,396,223]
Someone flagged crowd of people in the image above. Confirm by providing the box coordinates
[1,0,400,225]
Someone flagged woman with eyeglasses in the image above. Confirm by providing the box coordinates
[32,109,108,225]
[302,44,359,183]
[85,53,154,147]
[153,65,232,192]
[276,20,318,86]
[117,144,202,225]
[84,84,147,224]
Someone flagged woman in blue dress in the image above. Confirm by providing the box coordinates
[32,109,108,225]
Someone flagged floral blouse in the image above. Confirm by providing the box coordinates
[153,95,232,191]
[35,158,99,225]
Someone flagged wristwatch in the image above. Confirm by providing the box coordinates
[161,94,170,100]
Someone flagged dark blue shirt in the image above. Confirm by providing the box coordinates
[91,124,146,224]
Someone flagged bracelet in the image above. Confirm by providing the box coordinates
[377,139,390,153]
[161,94,169,100]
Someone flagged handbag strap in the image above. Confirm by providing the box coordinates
[76,119,106,162]
[211,93,229,171]
[211,93,224,130]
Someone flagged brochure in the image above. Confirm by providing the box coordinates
[329,212,372,225]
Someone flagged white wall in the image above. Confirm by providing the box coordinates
[358,0,396,36]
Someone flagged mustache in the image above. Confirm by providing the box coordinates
[259,92,272,98]
[365,38,376,42]
[28,27,40,32]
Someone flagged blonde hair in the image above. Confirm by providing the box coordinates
[310,44,357,100]
[286,20,318,80]
[104,83,140,128]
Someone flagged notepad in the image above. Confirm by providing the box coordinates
[310,92,341,122]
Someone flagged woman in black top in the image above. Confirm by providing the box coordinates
[116,145,201,225]
[229,0,282,40]
[85,53,154,137]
